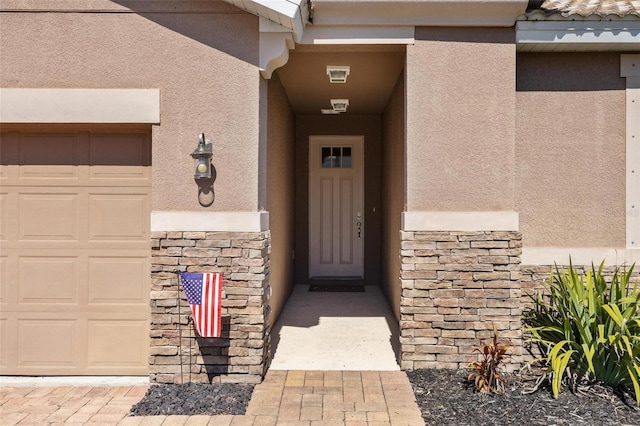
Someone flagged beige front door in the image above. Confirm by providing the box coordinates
[309,135,364,278]
[0,129,151,375]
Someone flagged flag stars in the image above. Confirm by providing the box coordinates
[181,272,223,338]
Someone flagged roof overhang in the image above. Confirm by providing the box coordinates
[310,0,529,27]
[223,0,310,42]
[516,20,640,52]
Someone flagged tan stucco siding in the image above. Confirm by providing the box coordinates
[406,28,516,211]
[266,74,295,326]
[516,53,626,247]
[295,116,382,285]
[0,10,261,211]
[382,73,405,321]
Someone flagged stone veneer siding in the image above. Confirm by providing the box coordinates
[521,264,640,306]
[400,231,523,370]
[149,230,271,384]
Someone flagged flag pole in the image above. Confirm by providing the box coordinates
[178,273,183,384]
[189,315,193,383]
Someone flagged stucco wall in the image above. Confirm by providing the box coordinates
[0,6,262,211]
[516,53,626,247]
[381,74,405,321]
[406,27,516,211]
[266,74,296,326]
[295,115,382,285]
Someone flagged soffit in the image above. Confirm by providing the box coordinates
[310,0,529,26]
[275,46,405,115]
[224,0,529,28]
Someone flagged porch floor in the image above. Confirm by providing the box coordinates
[269,285,401,371]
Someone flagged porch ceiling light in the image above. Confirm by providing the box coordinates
[330,99,349,113]
[326,66,350,83]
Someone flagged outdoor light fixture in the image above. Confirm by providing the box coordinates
[326,66,350,83]
[320,109,340,115]
[330,99,349,112]
[320,99,350,114]
[191,133,213,180]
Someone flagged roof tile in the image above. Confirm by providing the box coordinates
[536,0,640,17]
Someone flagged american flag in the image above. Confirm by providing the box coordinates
[180,272,223,338]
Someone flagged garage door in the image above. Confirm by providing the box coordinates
[0,129,151,375]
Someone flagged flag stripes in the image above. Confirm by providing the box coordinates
[180,272,223,338]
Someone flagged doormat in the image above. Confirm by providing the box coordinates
[309,284,365,292]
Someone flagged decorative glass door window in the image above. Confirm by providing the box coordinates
[321,146,352,168]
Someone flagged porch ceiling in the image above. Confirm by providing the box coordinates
[275,45,405,115]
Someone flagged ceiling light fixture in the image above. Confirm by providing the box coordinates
[321,109,341,115]
[326,66,350,83]
[330,99,349,112]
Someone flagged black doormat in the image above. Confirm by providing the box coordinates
[309,284,365,292]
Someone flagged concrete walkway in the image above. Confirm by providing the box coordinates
[270,286,400,371]
[0,370,424,425]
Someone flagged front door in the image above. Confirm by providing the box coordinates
[309,135,364,278]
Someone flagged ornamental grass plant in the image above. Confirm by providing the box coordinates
[522,260,640,404]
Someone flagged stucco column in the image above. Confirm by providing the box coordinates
[401,28,521,369]
[406,27,516,212]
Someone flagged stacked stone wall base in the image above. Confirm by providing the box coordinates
[400,231,523,371]
[521,263,640,304]
[149,230,271,384]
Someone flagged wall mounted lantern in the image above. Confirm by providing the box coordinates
[191,133,213,180]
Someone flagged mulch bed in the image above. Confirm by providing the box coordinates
[127,369,640,424]
[128,382,254,416]
[407,368,640,426]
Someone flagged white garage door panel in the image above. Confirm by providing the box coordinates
[88,192,149,241]
[18,256,79,304]
[17,319,79,368]
[19,193,79,241]
[0,130,151,376]
[89,165,151,182]
[90,133,150,165]
[0,256,7,304]
[3,188,150,250]
[0,193,7,241]
[0,319,7,369]
[87,320,149,371]
[88,257,149,304]
[20,133,81,167]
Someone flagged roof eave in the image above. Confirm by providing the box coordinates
[223,0,310,42]
[516,20,640,52]
[311,0,529,27]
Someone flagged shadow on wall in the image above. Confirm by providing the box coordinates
[196,166,216,207]
[178,318,231,384]
[111,1,259,67]
[517,52,626,92]
[416,26,515,44]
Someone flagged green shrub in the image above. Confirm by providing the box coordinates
[522,260,640,404]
